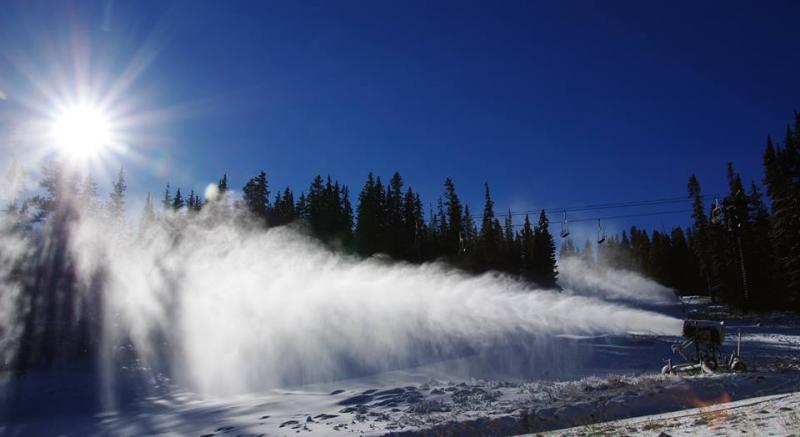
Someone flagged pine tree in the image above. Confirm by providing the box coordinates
[747,182,777,308]
[478,183,501,268]
[373,176,387,250]
[581,239,595,265]
[108,167,127,219]
[558,238,577,259]
[186,191,195,212]
[340,185,354,244]
[502,209,518,274]
[443,178,463,257]
[647,230,669,284]
[272,187,297,226]
[401,187,424,261]
[296,192,308,220]
[520,214,535,278]
[30,160,70,221]
[355,173,382,255]
[460,204,478,269]
[186,189,202,212]
[386,172,405,257]
[78,174,99,213]
[719,163,750,306]
[162,183,172,212]
[687,174,715,298]
[242,171,269,222]
[218,174,228,195]
[307,175,350,241]
[763,129,800,308]
[427,202,442,260]
[172,188,184,210]
[530,210,558,288]
[618,231,634,270]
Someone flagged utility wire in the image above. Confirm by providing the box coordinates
[497,194,722,218]
[465,193,722,221]
[509,208,693,227]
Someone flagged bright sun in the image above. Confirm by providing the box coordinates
[51,105,113,160]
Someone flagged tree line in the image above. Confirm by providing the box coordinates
[556,113,800,312]
[151,171,560,288]
[680,114,800,311]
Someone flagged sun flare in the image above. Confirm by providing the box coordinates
[51,105,113,160]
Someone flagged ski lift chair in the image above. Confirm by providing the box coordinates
[711,198,723,225]
[597,219,606,244]
[559,210,570,238]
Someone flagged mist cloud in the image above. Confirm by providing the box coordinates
[61,204,682,395]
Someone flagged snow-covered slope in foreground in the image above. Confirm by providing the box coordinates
[2,311,799,436]
[541,391,800,436]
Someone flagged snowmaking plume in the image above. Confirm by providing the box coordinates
[558,257,677,305]
[57,203,683,396]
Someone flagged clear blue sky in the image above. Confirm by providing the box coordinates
[1,0,799,239]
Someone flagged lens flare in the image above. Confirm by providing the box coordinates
[51,105,113,160]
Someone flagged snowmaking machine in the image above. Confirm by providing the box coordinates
[662,320,747,375]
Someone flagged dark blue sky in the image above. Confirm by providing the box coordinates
[1,0,799,239]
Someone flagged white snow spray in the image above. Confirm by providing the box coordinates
[0,200,683,400]
[61,202,682,396]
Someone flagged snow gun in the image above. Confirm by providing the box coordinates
[662,319,746,375]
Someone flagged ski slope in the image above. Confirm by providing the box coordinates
[1,300,799,436]
[541,391,800,436]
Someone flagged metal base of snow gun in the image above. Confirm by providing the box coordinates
[662,320,747,375]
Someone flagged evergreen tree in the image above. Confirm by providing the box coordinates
[77,174,99,213]
[186,191,195,212]
[296,192,308,220]
[629,226,651,273]
[162,183,172,212]
[718,163,750,306]
[436,196,447,250]
[763,129,800,308]
[558,238,577,259]
[647,230,669,284]
[30,160,73,221]
[426,202,443,260]
[502,209,519,274]
[272,187,297,226]
[581,239,595,265]
[746,182,777,308]
[458,204,477,269]
[478,183,501,268]
[307,175,325,234]
[401,188,424,261]
[355,173,382,255]
[668,227,703,294]
[186,189,202,212]
[386,172,405,257]
[172,188,184,210]
[242,171,269,221]
[688,174,714,298]
[520,214,536,278]
[618,231,634,270]
[530,210,558,288]
[218,174,228,196]
[340,185,354,244]
[108,167,126,219]
[303,175,352,242]
[443,178,463,257]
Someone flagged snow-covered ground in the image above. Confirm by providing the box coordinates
[542,391,800,436]
[2,300,799,436]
